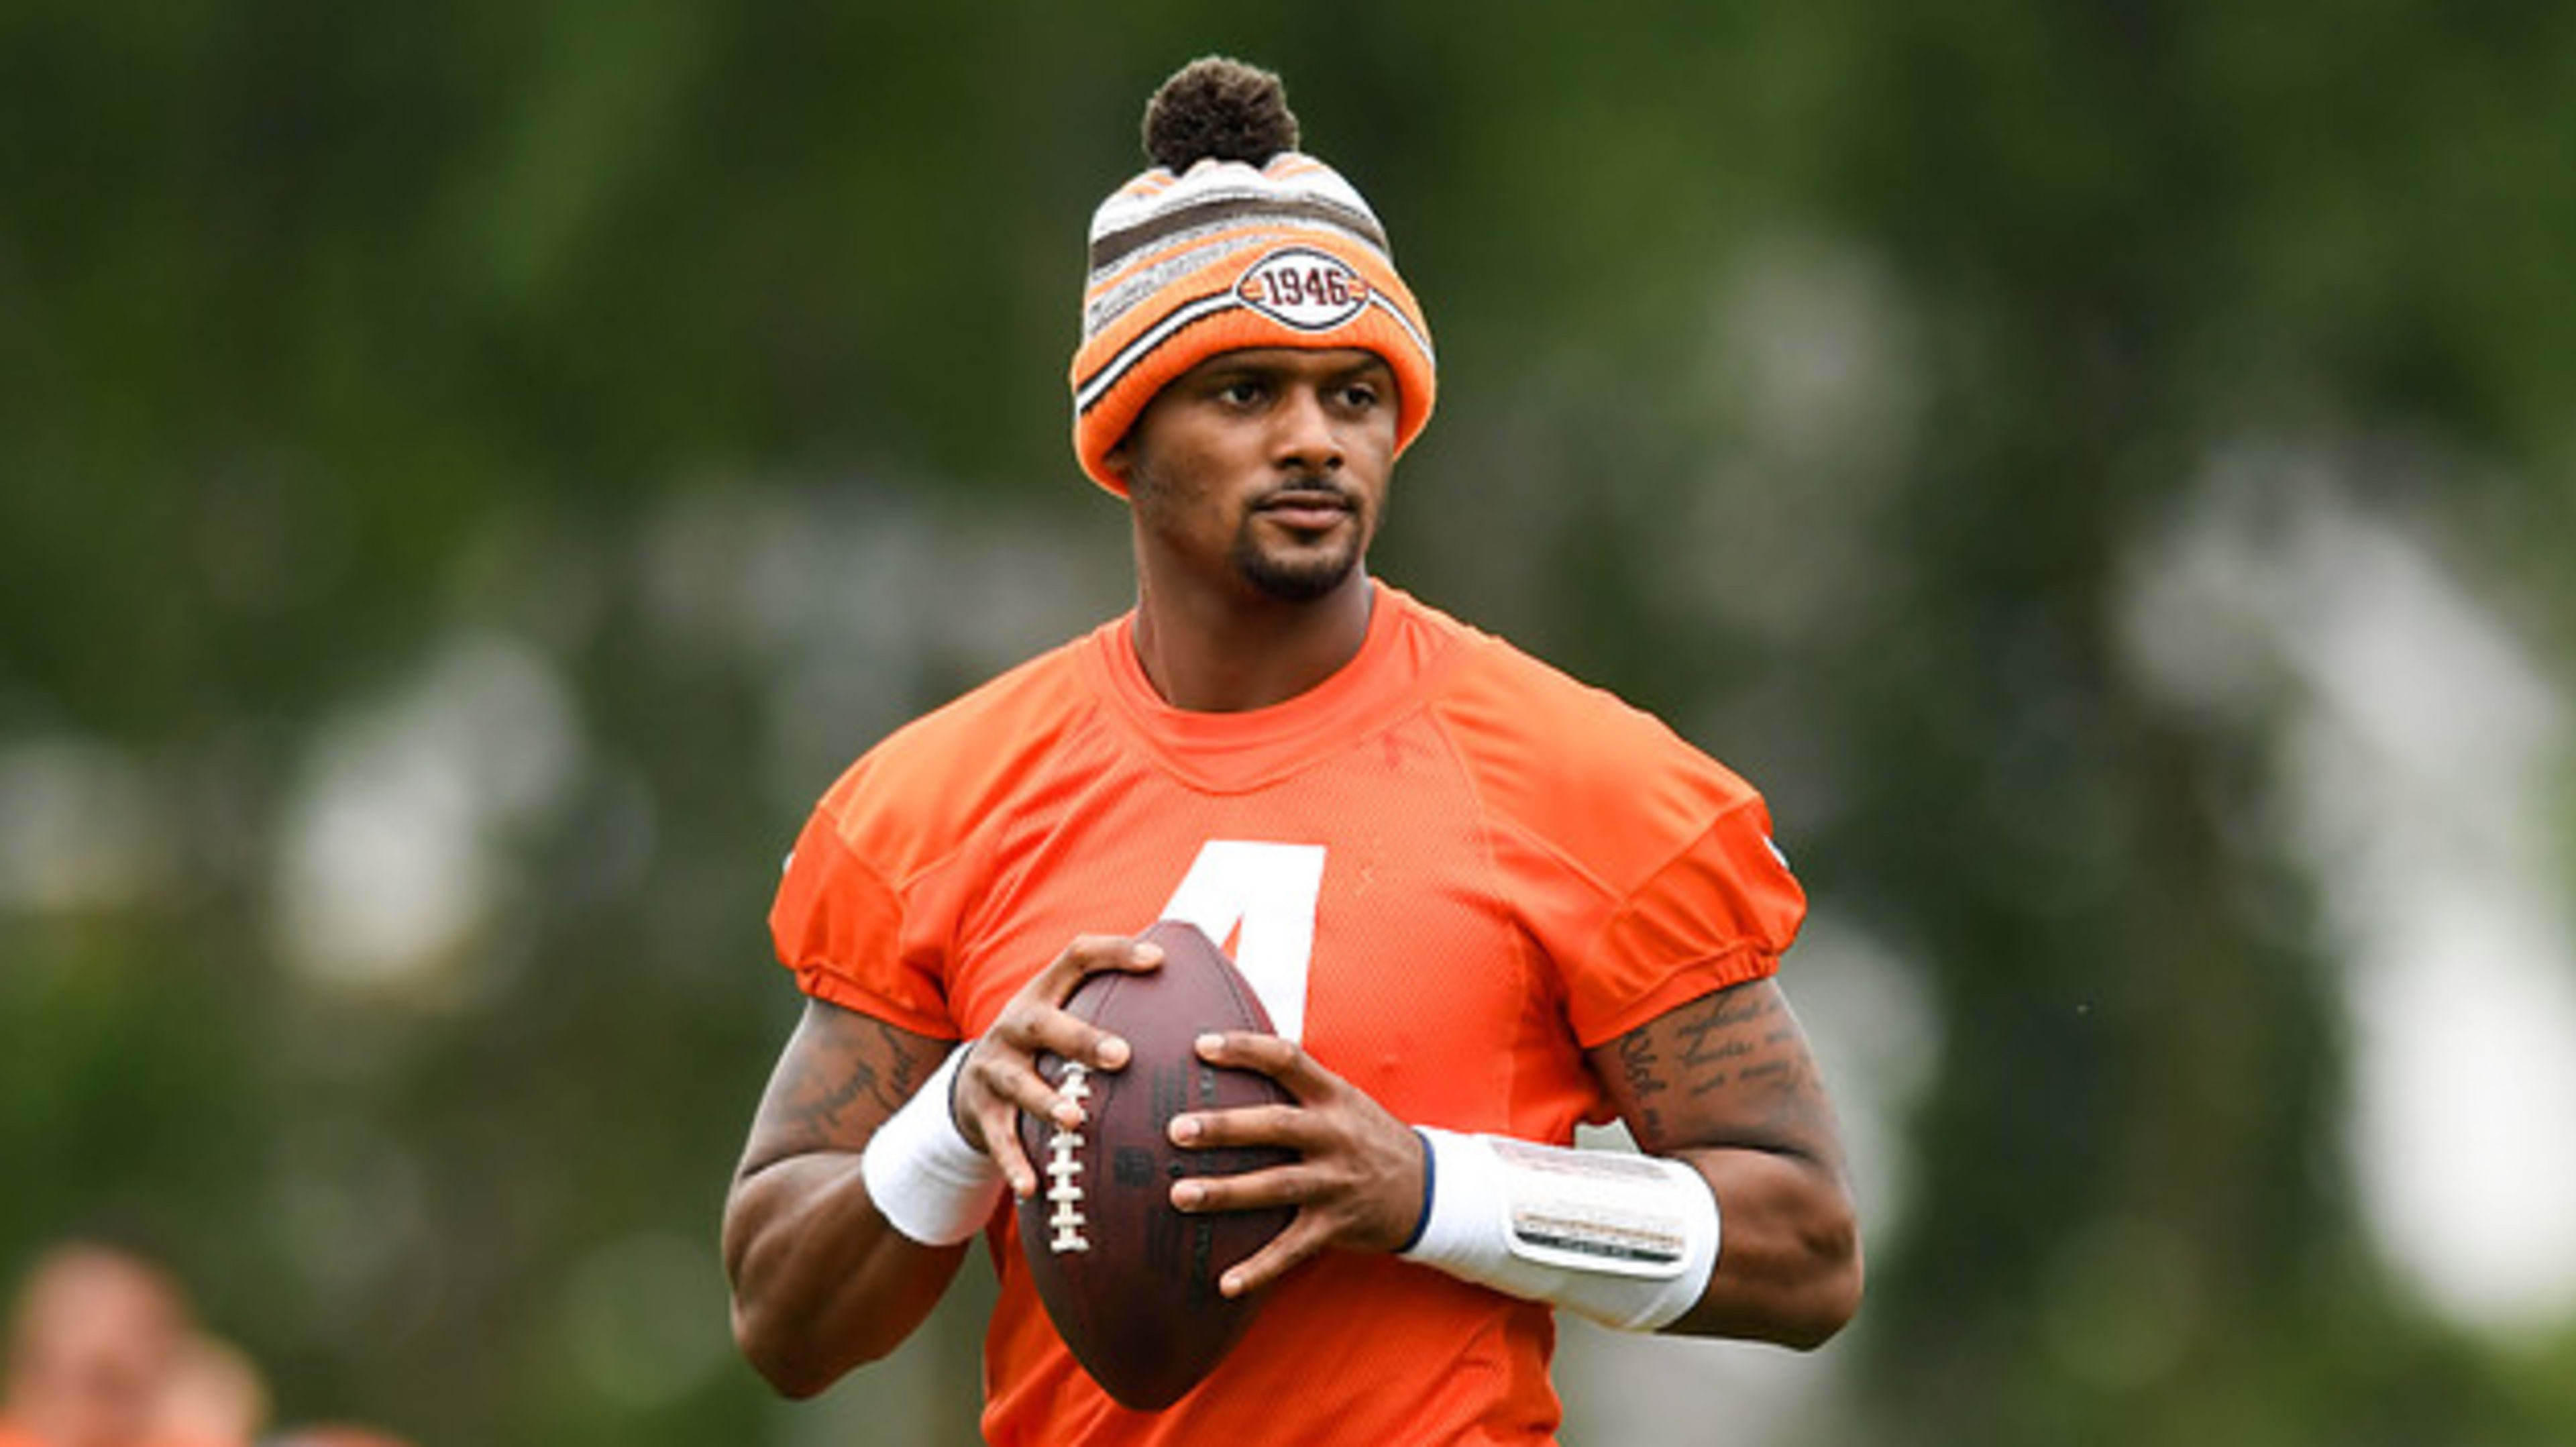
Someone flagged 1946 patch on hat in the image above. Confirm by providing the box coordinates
[1235,247,1372,331]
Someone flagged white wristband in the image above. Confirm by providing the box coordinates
[1399,1128,1720,1332]
[857,1046,1006,1246]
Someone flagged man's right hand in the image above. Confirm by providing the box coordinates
[951,934,1165,1198]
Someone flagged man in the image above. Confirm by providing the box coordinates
[1,1242,195,1447]
[724,56,1862,1445]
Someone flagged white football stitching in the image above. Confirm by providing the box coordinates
[1045,1063,1092,1254]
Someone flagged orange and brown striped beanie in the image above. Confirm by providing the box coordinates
[1070,58,1436,495]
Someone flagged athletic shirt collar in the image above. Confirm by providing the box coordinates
[1085,582,1452,792]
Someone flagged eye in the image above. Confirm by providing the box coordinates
[1338,380,1383,410]
[1214,378,1266,408]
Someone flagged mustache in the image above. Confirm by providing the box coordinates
[1251,476,1358,507]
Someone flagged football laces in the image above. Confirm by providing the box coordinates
[1044,1063,1092,1254]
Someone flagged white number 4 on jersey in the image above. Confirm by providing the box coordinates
[1157,841,1326,1043]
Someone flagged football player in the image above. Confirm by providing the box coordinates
[724,55,1862,1446]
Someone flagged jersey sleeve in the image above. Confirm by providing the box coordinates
[1568,793,1805,1046]
[762,638,1106,1042]
[1430,625,1809,1051]
[768,807,960,1039]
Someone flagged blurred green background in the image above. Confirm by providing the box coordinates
[6,3,2575,1444]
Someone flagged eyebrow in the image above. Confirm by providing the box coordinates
[1201,356,1393,384]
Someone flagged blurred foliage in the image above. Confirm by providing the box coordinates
[4,3,2574,1444]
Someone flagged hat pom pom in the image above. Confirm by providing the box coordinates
[1142,57,1301,171]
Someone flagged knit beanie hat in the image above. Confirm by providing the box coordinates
[1070,58,1437,495]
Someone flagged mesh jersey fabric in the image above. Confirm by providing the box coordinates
[769,583,1805,1447]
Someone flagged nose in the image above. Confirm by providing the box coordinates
[1270,384,1344,474]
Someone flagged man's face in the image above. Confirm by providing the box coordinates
[3,1250,186,1447]
[1111,347,1399,604]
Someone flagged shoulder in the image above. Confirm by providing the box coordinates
[806,629,1110,876]
[1422,603,1758,804]
[1414,602,1765,880]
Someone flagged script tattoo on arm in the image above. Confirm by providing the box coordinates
[1601,977,1843,1169]
[1615,1030,1672,1140]
[794,1018,921,1130]
[737,1002,941,1180]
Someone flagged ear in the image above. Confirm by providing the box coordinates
[1104,435,1136,487]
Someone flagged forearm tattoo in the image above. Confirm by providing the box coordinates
[745,1012,931,1173]
[1615,1031,1672,1140]
[1609,981,1839,1166]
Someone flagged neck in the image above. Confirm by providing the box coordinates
[1130,573,1376,712]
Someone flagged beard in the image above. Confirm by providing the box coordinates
[1229,522,1364,601]
[1127,455,1373,603]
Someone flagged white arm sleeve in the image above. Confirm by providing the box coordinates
[1399,1127,1721,1332]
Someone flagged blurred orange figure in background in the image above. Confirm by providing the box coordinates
[0,1243,194,1447]
[152,1334,267,1447]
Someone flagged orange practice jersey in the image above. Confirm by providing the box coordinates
[771,584,1805,1446]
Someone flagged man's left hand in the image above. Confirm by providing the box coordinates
[1164,1032,1428,1297]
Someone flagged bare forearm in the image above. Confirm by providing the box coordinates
[1591,978,1864,1348]
[723,1153,969,1396]
[1667,1147,1861,1347]
[722,1003,980,1393]
[718,944,1183,1395]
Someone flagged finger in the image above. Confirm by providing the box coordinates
[950,1049,1047,1197]
[1169,1102,1309,1152]
[1193,1030,1336,1097]
[976,1098,1040,1199]
[1170,1160,1315,1217]
[963,1046,1087,1134]
[1013,936,1165,1069]
[1009,1006,1140,1075]
[1036,934,1165,1003]
[1213,1215,1332,1298]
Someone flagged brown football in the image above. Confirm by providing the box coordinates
[1013,919,1296,1410]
